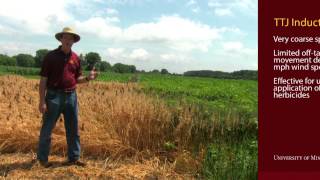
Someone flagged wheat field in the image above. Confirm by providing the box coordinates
[0,75,208,179]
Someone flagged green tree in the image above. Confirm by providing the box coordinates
[161,68,169,74]
[232,70,257,80]
[128,65,136,73]
[0,54,16,66]
[113,63,126,73]
[16,54,35,67]
[85,52,101,70]
[35,49,49,67]
[113,63,136,73]
[99,61,112,71]
[151,69,160,73]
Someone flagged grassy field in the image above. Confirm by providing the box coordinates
[0,66,257,179]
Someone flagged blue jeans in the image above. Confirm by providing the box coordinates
[37,89,81,162]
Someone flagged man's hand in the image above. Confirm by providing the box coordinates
[39,102,47,114]
[87,67,98,80]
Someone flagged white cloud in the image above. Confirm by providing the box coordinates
[214,8,233,16]
[106,8,119,15]
[0,0,121,37]
[122,15,221,52]
[208,0,257,16]
[104,48,127,64]
[186,0,197,6]
[92,0,104,2]
[103,48,194,73]
[186,0,200,14]
[0,24,19,35]
[0,0,234,54]
[160,54,191,63]
[208,1,222,7]
[102,0,147,5]
[192,7,201,13]
[0,42,39,56]
[104,48,153,69]
[160,54,176,60]
[92,8,120,23]
[106,48,125,57]
[222,41,256,56]
[105,17,120,23]
[75,15,234,53]
[74,17,122,39]
[220,27,243,35]
[70,15,228,53]
[129,48,149,61]
[223,41,243,51]
[233,0,256,11]
[106,48,151,62]
[0,0,73,35]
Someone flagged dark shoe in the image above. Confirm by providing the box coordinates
[63,160,86,167]
[39,161,53,168]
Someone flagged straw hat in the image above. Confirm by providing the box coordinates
[55,27,80,43]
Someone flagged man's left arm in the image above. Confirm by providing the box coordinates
[77,76,90,84]
[77,68,98,84]
[76,56,98,84]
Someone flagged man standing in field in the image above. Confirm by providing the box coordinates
[37,27,98,168]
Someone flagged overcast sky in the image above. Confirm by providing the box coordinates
[0,0,257,73]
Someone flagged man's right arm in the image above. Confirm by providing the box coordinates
[39,76,48,114]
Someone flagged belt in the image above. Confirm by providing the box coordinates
[48,88,75,93]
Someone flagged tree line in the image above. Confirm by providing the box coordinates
[184,70,257,80]
[0,49,170,74]
[0,49,257,80]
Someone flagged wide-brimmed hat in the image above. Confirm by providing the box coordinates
[55,27,80,43]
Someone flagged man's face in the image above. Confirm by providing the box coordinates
[60,33,75,49]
